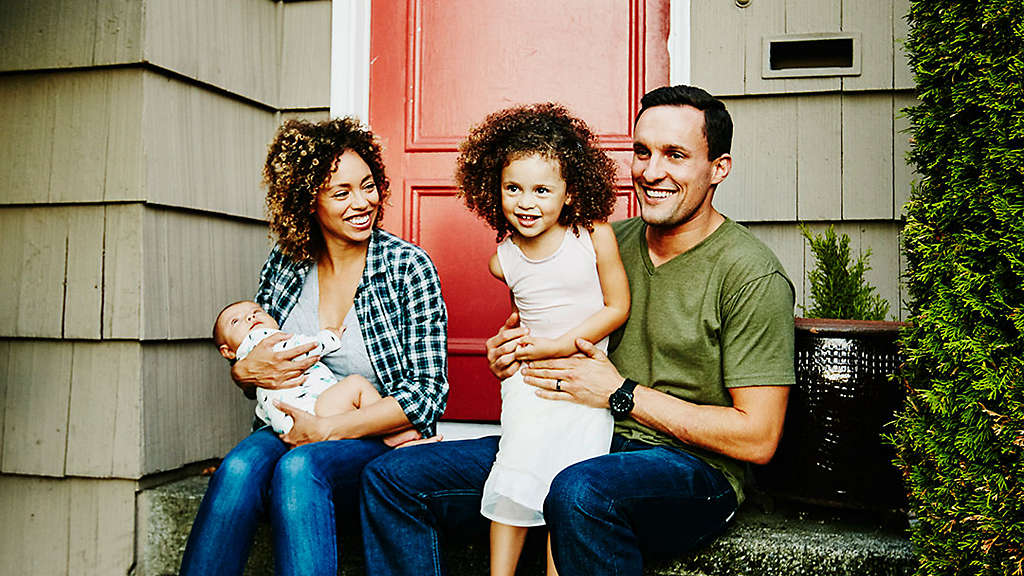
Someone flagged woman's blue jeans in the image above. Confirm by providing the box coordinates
[179,426,390,576]
[360,434,738,575]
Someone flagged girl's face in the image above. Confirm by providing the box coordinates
[314,149,380,247]
[500,153,571,249]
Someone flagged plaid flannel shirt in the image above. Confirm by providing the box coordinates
[255,228,448,437]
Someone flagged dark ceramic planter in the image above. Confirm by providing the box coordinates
[755,317,908,510]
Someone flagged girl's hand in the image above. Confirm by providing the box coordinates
[277,401,330,447]
[486,312,529,379]
[514,336,564,361]
[231,332,319,394]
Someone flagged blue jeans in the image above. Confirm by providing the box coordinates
[360,434,738,575]
[180,426,391,576]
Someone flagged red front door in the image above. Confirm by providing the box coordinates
[370,0,668,421]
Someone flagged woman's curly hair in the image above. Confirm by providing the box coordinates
[264,117,390,261]
[456,103,617,241]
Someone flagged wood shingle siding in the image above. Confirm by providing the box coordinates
[0,2,332,572]
[714,93,913,227]
[140,209,269,340]
[690,0,912,96]
[2,341,74,477]
[0,70,144,205]
[65,342,144,478]
[141,342,253,473]
[0,339,251,478]
[0,0,144,71]
[0,476,135,575]
[842,93,896,220]
[796,94,843,220]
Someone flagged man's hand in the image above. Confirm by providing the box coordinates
[231,332,318,394]
[277,401,330,447]
[485,311,528,379]
[522,338,624,409]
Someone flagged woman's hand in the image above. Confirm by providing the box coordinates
[521,338,624,409]
[277,401,330,447]
[231,332,319,395]
[485,312,529,379]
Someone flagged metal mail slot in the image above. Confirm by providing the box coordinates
[762,33,862,79]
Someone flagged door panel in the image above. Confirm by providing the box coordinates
[370,0,668,421]
[408,1,640,150]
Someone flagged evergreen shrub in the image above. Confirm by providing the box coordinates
[893,2,1024,576]
[799,224,890,320]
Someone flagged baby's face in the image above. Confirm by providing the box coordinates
[216,301,279,353]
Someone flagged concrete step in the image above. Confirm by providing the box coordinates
[137,475,915,576]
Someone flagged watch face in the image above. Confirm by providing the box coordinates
[610,390,633,416]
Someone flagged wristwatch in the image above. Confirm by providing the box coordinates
[609,378,638,419]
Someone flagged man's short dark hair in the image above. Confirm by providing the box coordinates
[635,85,733,161]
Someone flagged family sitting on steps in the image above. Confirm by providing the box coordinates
[180,84,795,576]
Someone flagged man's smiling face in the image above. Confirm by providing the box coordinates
[631,105,728,229]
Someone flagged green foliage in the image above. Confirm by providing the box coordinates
[799,224,890,321]
[892,2,1024,576]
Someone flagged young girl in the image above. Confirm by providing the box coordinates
[456,103,630,576]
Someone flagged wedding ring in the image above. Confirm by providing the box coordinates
[556,379,562,391]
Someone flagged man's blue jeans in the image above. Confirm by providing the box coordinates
[360,434,737,575]
[179,426,390,576]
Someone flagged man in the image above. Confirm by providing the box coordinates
[361,85,795,574]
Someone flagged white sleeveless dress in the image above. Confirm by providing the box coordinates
[480,228,614,527]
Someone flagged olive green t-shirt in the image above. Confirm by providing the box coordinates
[609,217,795,504]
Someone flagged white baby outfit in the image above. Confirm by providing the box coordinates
[480,228,614,527]
[236,328,343,434]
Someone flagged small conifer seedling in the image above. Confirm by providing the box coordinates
[799,224,890,321]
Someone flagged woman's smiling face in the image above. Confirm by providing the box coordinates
[314,149,380,246]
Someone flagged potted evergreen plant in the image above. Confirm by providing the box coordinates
[757,225,907,509]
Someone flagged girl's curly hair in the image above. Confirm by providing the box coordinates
[456,103,617,241]
[264,117,390,261]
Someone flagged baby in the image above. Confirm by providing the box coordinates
[213,300,418,445]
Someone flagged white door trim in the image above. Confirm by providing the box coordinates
[330,0,372,122]
[668,0,691,85]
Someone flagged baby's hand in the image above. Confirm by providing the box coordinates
[514,336,564,361]
[316,326,347,357]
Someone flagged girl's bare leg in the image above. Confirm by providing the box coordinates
[546,534,559,576]
[490,522,528,576]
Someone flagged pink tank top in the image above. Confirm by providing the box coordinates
[496,227,608,352]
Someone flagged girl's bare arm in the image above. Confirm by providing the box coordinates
[516,222,630,360]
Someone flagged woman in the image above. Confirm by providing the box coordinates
[180,118,448,576]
